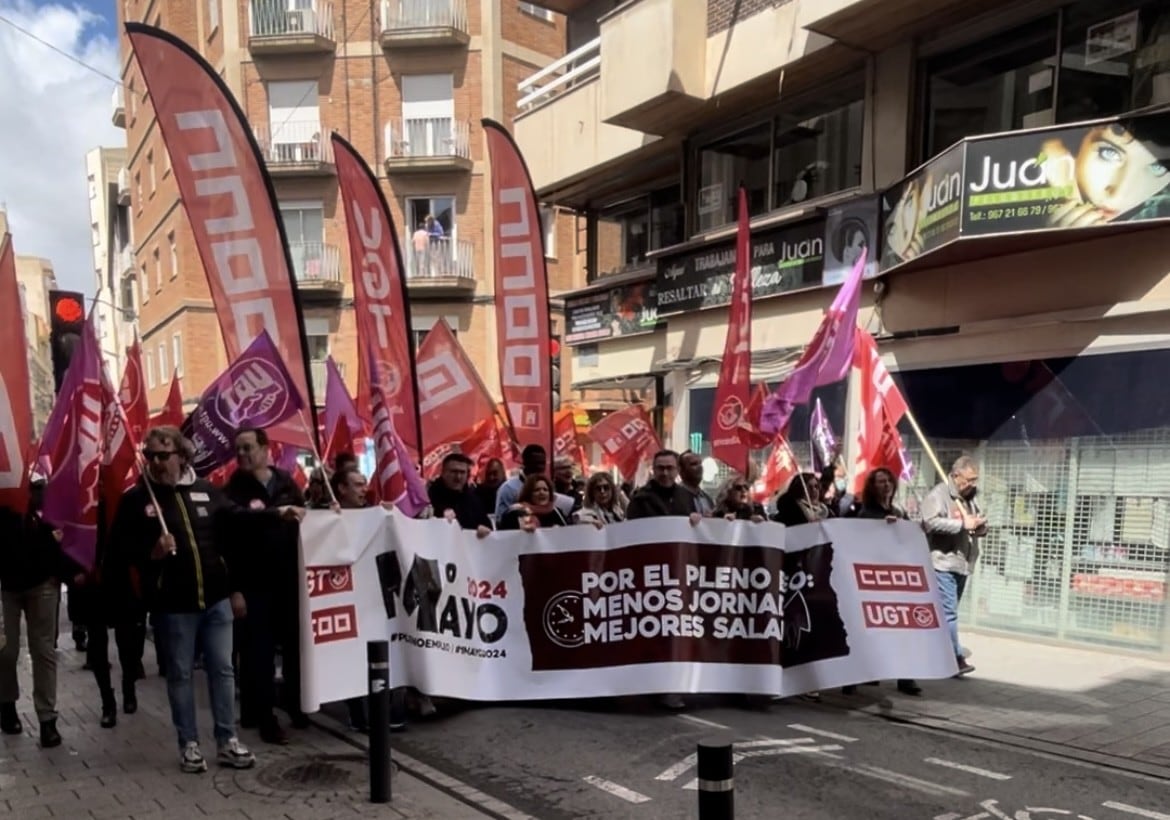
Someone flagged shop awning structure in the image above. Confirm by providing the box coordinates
[801,0,1020,49]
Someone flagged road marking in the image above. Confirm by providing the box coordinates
[655,738,819,781]
[788,723,858,743]
[840,764,970,798]
[1103,801,1170,820]
[582,776,652,804]
[675,714,730,730]
[681,744,844,789]
[924,757,1013,781]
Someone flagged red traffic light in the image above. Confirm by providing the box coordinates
[54,296,84,324]
[549,338,561,357]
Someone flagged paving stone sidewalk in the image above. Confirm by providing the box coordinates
[0,633,489,819]
[827,631,1170,775]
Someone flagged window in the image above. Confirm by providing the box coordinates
[120,276,136,317]
[153,247,162,292]
[279,201,324,282]
[923,16,1059,158]
[147,150,156,193]
[172,333,184,377]
[145,349,155,389]
[168,232,178,279]
[540,205,556,258]
[405,195,458,277]
[134,171,141,206]
[158,342,168,379]
[207,0,219,31]
[595,185,682,277]
[411,326,456,353]
[129,78,137,118]
[140,263,148,303]
[164,148,171,176]
[519,2,555,22]
[266,80,320,162]
[401,74,455,157]
[772,93,864,208]
[697,123,772,231]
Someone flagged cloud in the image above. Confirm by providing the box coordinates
[0,0,122,295]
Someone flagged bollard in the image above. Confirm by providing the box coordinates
[367,640,391,803]
[697,740,734,820]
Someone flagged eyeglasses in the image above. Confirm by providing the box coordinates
[144,450,176,462]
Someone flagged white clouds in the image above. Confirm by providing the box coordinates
[0,1,121,294]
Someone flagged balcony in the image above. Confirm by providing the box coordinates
[518,37,600,114]
[404,237,475,294]
[112,86,125,128]
[117,167,131,206]
[379,0,469,49]
[309,359,344,403]
[290,241,343,300]
[254,122,335,177]
[383,118,472,174]
[248,0,335,54]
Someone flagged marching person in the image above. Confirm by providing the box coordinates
[713,475,766,521]
[494,444,575,520]
[573,473,626,527]
[0,479,75,747]
[553,457,583,513]
[111,425,301,773]
[770,473,831,526]
[498,475,570,531]
[473,458,506,522]
[224,427,309,745]
[428,453,492,535]
[679,450,715,517]
[921,455,986,677]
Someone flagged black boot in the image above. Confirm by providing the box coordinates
[0,702,22,735]
[100,689,117,729]
[122,682,137,715]
[39,719,61,748]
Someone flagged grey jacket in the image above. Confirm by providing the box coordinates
[920,480,986,573]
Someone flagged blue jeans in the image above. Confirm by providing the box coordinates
[935,570,968,658]
[159,598,236,750]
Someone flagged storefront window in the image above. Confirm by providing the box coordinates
[594,185,683,278]
[1058,1,1170,122]
[923,15,1059,157]
[773,96,864,209]
[697,123,771,231]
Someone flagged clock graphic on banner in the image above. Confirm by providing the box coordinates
[542,591,585,648]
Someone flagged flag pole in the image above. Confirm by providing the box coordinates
[901,406,947,482]
[297,411,338,506]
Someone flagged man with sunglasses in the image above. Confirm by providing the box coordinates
[109,426,303,774]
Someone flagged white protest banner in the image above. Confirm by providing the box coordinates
[298,513,957,712]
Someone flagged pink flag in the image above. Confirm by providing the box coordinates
[759,248,867,436]
[38,314,103,570]
[368,344,428,517]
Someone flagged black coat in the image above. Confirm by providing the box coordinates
[626,482,695,519]
[0,507,77,593]
[428,481,491,531]
[223,468,305,597]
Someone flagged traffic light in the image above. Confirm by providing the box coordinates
[49,290,85,394]
[550,336,562,412]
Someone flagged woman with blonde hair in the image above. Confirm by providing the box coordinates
[713,474,765,522]
[574,473,626,528]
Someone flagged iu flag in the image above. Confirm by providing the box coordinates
[852,328,912,493]
[760,248,867,435]
[417,319,497,457]
[182,330,306,476]
[367,346,428,517]
[482,119,553,460]
[0,230,33,513]
[322,356,362,466]
[126,24,317,451]
[332,134,420,453]
[38,314,103,570]
[710,186,753,474]
[588,405,661,483]
[152,371,184,428]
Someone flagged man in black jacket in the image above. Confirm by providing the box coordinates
[223,427,308,745]
[626,450,703,522]
[428,453,492,535]
[110,425,301,774]
[0,480,75,747]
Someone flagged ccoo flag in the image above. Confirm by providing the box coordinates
[125,23,318,452]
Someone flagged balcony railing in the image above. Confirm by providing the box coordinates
[289,241,341,286]
[384,117,471,160]
[117,167,131,204]
[249,0,334,41]
[254,122,334,168]
[112,85,125,128]
[404,237,474,283]
[381,0,468,32]
[517,36,599,113]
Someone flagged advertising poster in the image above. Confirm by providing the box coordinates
[565,280,660,345]
[656,218,825,316]
[823,195,880,286]
[879,143,965,270]
[963,109,1170,235]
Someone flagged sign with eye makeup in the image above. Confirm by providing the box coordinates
[962,110,1170,236]
[878,143,965,271]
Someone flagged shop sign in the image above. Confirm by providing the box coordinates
[879,143,964,271]
[655,217,826,316]
[564,280,660,345]
[824,194,880,286]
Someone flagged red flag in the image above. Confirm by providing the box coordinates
[322,356,361,467]
[588,405,662,483]
[332,134,420,452]
[417,319,497,456]
[553,408,588,475]
[483,119,553,461]
[0,231,32,512]
[126,24,317,451]
[120,338,149,441]
[100,354,141,529]
[367,347,429,516]
[737,383,773,451]
[753,434,800,503]
[852,328,910,493]
[710,187,753,474]
[463,412,518,477]
[152,371,184,428]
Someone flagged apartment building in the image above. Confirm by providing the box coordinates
[115,0,584,418]
[516,0,1170,655]
[85,145,135,378]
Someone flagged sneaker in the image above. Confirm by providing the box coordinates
[954,657,976,677]
[217,737,256,769]
[180,741,208,773]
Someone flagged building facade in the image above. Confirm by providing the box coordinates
[86,145,135,378]
[115,0,587,419]
[517,0,1170,655]
[4,210,59,436]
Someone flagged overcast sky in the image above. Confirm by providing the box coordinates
[0,0,122,295]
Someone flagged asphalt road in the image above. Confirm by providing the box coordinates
[324,690,1170,820]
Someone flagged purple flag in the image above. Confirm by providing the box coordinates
[183,330,306,476]
[323,356,362,447]
[368,343,429,518]
[809,398,838,474]
[38,314,103,570]
[760,248,867,435]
